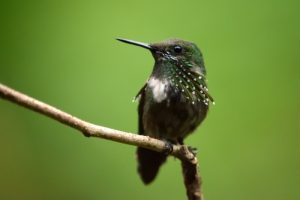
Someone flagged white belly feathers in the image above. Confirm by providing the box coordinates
[147,77,169,103]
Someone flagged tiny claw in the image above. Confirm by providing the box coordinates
[187,146,198,156]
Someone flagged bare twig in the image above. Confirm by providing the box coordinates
[0,83,203,200]
[182,158,203,200]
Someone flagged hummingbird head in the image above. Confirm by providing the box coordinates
[116,38,206,75]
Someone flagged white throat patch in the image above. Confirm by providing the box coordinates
[148,77,168,103]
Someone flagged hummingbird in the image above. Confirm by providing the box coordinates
[117,38,214,184]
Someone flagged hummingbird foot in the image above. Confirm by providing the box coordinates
[187,146,198,156]
[162,140,174,155]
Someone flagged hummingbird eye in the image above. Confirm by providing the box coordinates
[174,45,182,53]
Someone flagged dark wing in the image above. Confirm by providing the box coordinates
[136,84,147,135]
[135,83,170,184]
[135,83,167,184]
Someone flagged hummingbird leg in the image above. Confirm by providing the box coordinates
[177,137,184,145]
[162,140,174,155]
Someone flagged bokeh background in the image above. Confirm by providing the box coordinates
[1,0,299,199]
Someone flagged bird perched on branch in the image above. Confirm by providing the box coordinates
[117,38,214,184]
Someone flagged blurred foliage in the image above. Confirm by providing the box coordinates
[0,0,300,199]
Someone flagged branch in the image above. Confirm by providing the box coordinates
[0,83,203,200]
[182,159,204,200]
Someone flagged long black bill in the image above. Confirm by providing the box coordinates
[116,38,152,50]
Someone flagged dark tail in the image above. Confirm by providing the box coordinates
[137,147,167,184]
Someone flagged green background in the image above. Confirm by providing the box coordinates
[1,0,299,199]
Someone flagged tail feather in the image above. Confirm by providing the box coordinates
[137,147,167,184]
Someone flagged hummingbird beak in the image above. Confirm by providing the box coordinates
[116,38,153,51]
